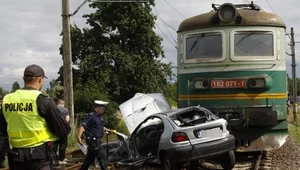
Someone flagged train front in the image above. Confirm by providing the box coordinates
[177,3,288,151]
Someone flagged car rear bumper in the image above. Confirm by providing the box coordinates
[166,135,235,163]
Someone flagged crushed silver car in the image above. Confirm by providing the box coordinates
[106,94,236,170]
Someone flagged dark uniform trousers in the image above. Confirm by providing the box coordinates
[0,136,8,164]
[80,137,108,170]
[9,142,53,170]
[53,136,68,161]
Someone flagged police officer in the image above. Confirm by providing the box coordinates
[0,64,71,170]
[77,100,111,170]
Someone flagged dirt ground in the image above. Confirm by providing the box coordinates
[270,110,300,170]
[270,135,300,170]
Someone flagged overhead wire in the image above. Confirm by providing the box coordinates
[153,7,177,44]
[71,0,90,16]
[154,23,177,49]
[162,0,186,19]
[265,0,275,14]
[266,0,293,62]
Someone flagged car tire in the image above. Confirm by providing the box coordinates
[219,150,236,170]
[163,153,181,170]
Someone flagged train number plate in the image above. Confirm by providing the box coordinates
[211,79,246,88]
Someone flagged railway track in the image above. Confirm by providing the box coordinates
[198,151,274,170]
[57,150,275,170]
[233,151,274,170]
[0,150,275,170]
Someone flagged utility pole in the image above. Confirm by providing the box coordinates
[61,0,148,136]
[62,0,74,135]
[290,27,297,122]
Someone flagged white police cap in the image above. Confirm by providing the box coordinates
[94,100,109,106]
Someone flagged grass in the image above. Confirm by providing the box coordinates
[288,107,300,144]
[289,123,300,144]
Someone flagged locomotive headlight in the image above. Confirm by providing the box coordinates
[194,80,209,89]
[218,3,237,22]
[248,78,266,88]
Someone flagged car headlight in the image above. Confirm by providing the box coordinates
[248,78,266,88]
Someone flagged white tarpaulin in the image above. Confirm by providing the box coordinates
[119,93,171,134]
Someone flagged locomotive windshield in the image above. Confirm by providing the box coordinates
[234,31,274,56]
[186,33,222,60]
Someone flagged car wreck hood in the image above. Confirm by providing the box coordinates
[119,93,171,134]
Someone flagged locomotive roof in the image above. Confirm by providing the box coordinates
[178,7,285,32]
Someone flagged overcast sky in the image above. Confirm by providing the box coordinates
[0,0,299,90]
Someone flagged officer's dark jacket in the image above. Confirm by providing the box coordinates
[0,109,7,137]
[81,111,104,139]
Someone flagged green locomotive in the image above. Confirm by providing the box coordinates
[177,2,288,151]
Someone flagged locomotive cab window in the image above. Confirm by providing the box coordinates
[231,31,275,60]
[185,32,224,62]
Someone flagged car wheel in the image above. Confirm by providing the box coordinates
[219,150,236,170]
[163,153,181,170]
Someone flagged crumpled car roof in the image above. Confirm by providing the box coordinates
[119,93,171,134]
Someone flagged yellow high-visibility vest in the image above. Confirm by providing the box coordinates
[3,89,57,148]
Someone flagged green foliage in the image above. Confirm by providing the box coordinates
[73,79,119,129]
[287,74,300,96]
[114,111,129,135]
[11,81,20,93]
[46,79,64,99]
[73,79,108,113]
[0,87,9,98]
[164,81,177,100]
[56,1,176,138]
[58,1,173,105]
[67,122,79,152]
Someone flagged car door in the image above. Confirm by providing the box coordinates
[106,132,132,162]
[130,116,164,160]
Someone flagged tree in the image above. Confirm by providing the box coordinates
[46,79,64,100]
[58,1,173,106]
[287,74,300,96]
[0,87,9,98]
[164,81,177,107]
[11,81,20,93]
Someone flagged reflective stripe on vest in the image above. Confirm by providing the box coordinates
[3,89,57,148]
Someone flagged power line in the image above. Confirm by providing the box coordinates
[71,0,89,16]
[265,0,275,14]
[162,0,185,19]
[153,7,176,42]
[155,23,177,49]
[158,18,177,32]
